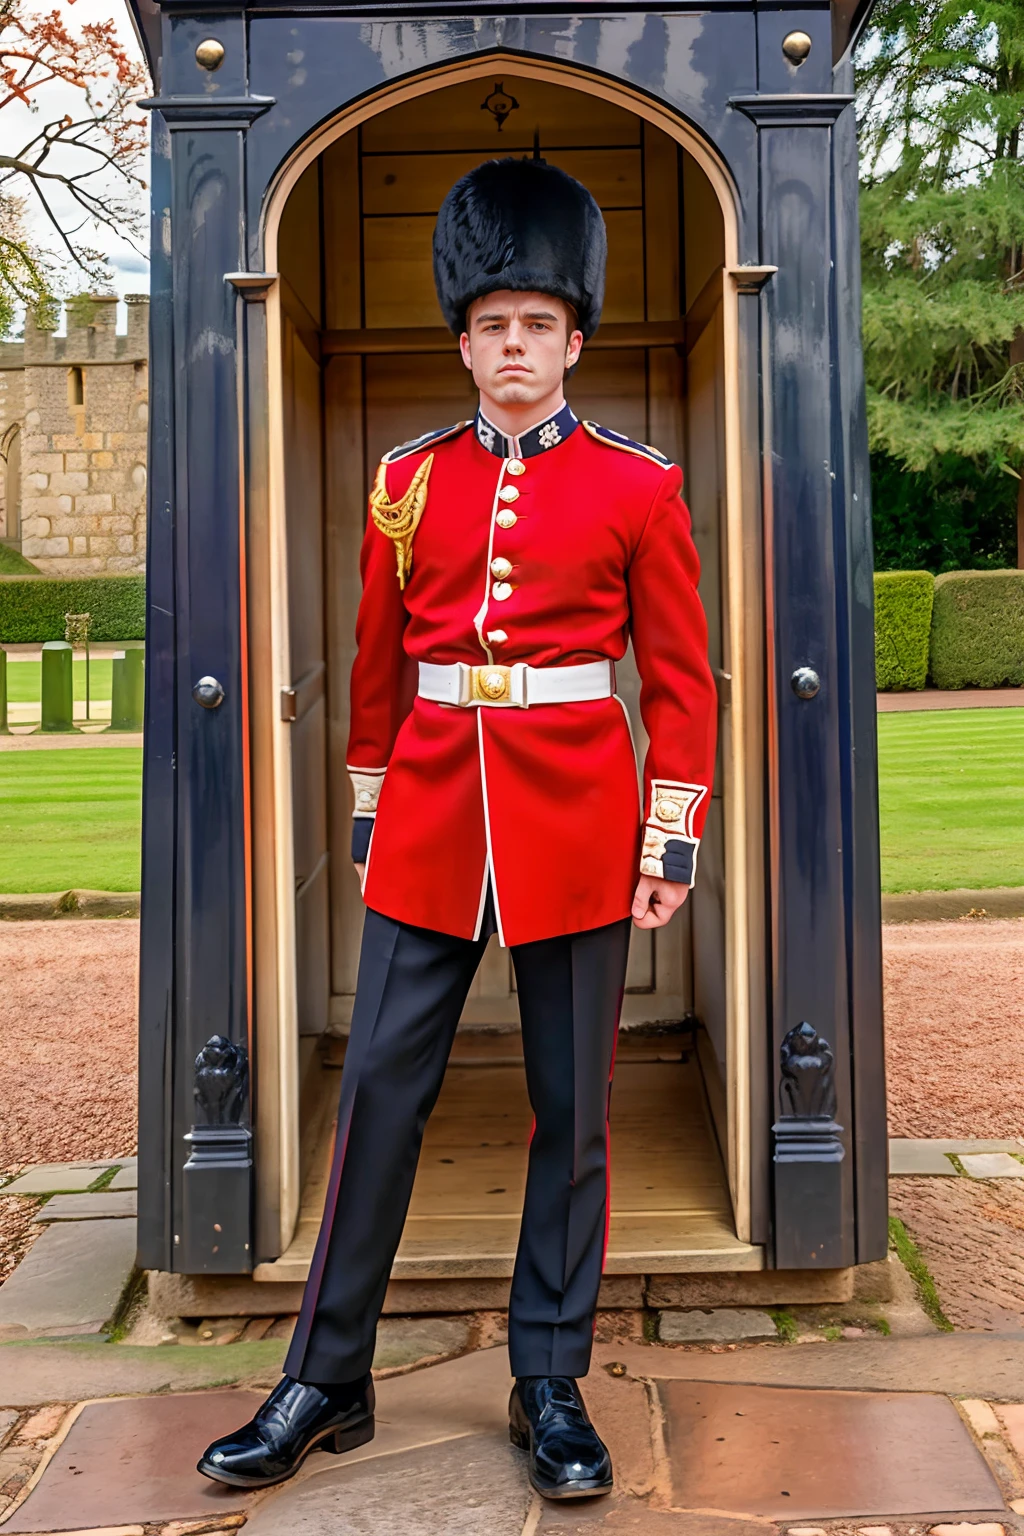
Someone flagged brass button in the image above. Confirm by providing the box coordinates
[492,581,513,601]
[655,797,683,822]
[506,458,526,476]
[498,485,520,504]
[487,629,508,644]
[490,556,513,579]
[496,510,518,529]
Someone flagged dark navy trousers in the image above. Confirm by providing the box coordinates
[284,905,631,1385]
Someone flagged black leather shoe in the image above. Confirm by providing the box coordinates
[197,1375,375,1488]
[509,1376,613,1500]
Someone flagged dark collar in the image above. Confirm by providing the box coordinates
[474,402,579,461]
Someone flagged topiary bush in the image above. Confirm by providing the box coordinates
[929,570,1024,690]
[874,571,934,691]
[0,574,145,643]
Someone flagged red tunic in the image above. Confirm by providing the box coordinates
[346,410,717,946]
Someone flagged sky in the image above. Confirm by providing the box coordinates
[8,0,152,331]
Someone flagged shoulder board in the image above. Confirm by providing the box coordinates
[582,421,673,469]
[381,420,472,465]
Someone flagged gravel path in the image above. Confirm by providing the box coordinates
[0,919,139,1174]
[1,914,1021,1167]
[883,917,1024,1138]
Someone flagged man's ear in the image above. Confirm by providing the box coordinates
[459,332,473,370]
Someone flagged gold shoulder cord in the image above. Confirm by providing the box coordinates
[369,453,434,590]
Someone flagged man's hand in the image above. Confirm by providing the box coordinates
[631,873,689,928]
[354,863,365,884]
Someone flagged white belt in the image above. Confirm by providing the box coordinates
[418,659,614,708]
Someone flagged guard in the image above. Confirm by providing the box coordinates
[199,155,717,1502]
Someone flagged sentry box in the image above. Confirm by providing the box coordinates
[128,0,885,1315]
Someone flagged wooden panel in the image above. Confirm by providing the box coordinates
[324,354,368,999]
[322,132,362,330]
[278,160,322,327]
[255,1057,761,1282]
[362,148,641,216]
[644,125,681,322]
[360,74,640,155]
[363,208,644,329]
[683,151,726,313]
[566,348,647,443]
[283,316,329,1036]
[363,352,477,479]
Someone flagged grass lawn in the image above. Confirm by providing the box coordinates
[878,708,1024,893]
[4,658,114,705]
[0,748,142,893]
[0,709,1020,897]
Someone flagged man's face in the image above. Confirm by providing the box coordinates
[459,291,584,408]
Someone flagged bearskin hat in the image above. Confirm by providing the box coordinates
[432,157,607,340]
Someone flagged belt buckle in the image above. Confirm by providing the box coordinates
[470,664,513,704]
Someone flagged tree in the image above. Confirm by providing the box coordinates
[857,0,1024,568]
[0,0,148,335]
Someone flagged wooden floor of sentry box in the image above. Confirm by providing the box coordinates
[254,1034,763,1284]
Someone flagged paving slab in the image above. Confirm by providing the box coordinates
[534,1497,769,1533]
[0,1339,287,1408]
[1,1165,114,1196]
[243,1433,531,1536]
[889,1142,960,1176]
[0,1408,18,1446]
[590,1338,1024,1399]
[658,1380,1003,1518]
[658,1309,776,1345]
[105,1166,138,1192]
[372,1315,472,1369]
[32,1192,137,1222]
[3,1391,265,1533]
[961,1155,1024,1180]
[0,1220,137,1341]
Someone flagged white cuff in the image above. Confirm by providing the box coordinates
[347,766,385,818]
[640,780,707,881]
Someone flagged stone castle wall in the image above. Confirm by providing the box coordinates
[0,294,149,575]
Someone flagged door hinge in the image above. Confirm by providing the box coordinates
[280,688,297,722]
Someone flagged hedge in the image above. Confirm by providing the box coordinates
[929,570,1024,690]
[874,571,934,691]
[0,574,145,643]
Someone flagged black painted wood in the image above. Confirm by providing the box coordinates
[746,91,857,1268]
[167,112,252,1271]
[136,110,177,1273]
[134,0,887,1277]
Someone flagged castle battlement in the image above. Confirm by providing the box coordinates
[0,294,150,573]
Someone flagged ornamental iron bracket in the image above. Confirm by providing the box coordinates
[181,1035,253,1273]
[772,1023,847,1268]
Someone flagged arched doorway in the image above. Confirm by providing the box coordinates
[248,60,766,1287]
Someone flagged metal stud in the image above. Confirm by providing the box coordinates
[193,675,225,708]
[781,30,812,65]
[195,38,226,70]
[496,510,518,529]
[791,666,820,699]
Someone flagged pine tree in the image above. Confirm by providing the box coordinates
[857,0,1024,567]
